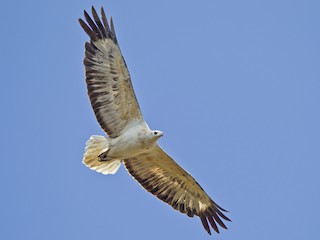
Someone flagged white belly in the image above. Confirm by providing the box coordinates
[107,123,155,159]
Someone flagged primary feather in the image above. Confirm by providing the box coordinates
[79,7,143,138]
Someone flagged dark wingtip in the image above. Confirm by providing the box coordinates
[79,18,98,41]
[198,203,231,234]
[216,208,232,222]
[91,6,97,19]
[200,214,211,235]
[91,5,106,38]
[215,202,229,212]
[79,6,118,43]
[212,212,227,230]
[110,16,117,39]
[83,9,89,19]
[208,216,220,234]
[100,7,110,32]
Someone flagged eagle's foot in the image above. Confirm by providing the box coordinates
[98,151,111,162]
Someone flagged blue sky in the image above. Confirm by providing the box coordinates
[1,0,320,239]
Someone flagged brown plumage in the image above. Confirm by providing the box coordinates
[79,6,142,138]
[124,145,230,235]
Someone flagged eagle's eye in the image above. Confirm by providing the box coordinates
[154,131,158,135]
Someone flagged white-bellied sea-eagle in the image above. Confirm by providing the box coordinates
[79,6,231,235]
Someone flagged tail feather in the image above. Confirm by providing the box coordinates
[83,135,121,175]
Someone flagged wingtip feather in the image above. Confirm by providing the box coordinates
[216,208,232,222]
[79,18,97,41]
[212,212,227,229]
[208,216,220,234]
[200,214,211,235]
[101,7,110,32]
[110,16,117,40]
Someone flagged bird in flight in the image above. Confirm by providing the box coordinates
[79,6,230,235]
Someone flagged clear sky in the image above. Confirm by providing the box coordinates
[1,0,319,239]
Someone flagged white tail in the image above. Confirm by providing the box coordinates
[82,135,121,175]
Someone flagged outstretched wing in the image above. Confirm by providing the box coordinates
[79,7,143,138]
[124,145,231,235]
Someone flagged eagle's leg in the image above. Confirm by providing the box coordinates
[98,149,112,162]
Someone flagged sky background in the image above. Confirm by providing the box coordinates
[1,0,320,239]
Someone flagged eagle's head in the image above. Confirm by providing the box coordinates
[142,130,163,146]
[152,130,164,138]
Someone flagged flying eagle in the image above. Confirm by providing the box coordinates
[79,6,231,235]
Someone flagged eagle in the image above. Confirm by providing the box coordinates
[79,6,230,235]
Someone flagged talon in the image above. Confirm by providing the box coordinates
[98,152,108,161]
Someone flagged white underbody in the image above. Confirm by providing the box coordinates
[82,120,162,175]
[107,121,157,159]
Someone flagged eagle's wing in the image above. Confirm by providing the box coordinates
[79,7,143,138]
[124,145,231,235]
